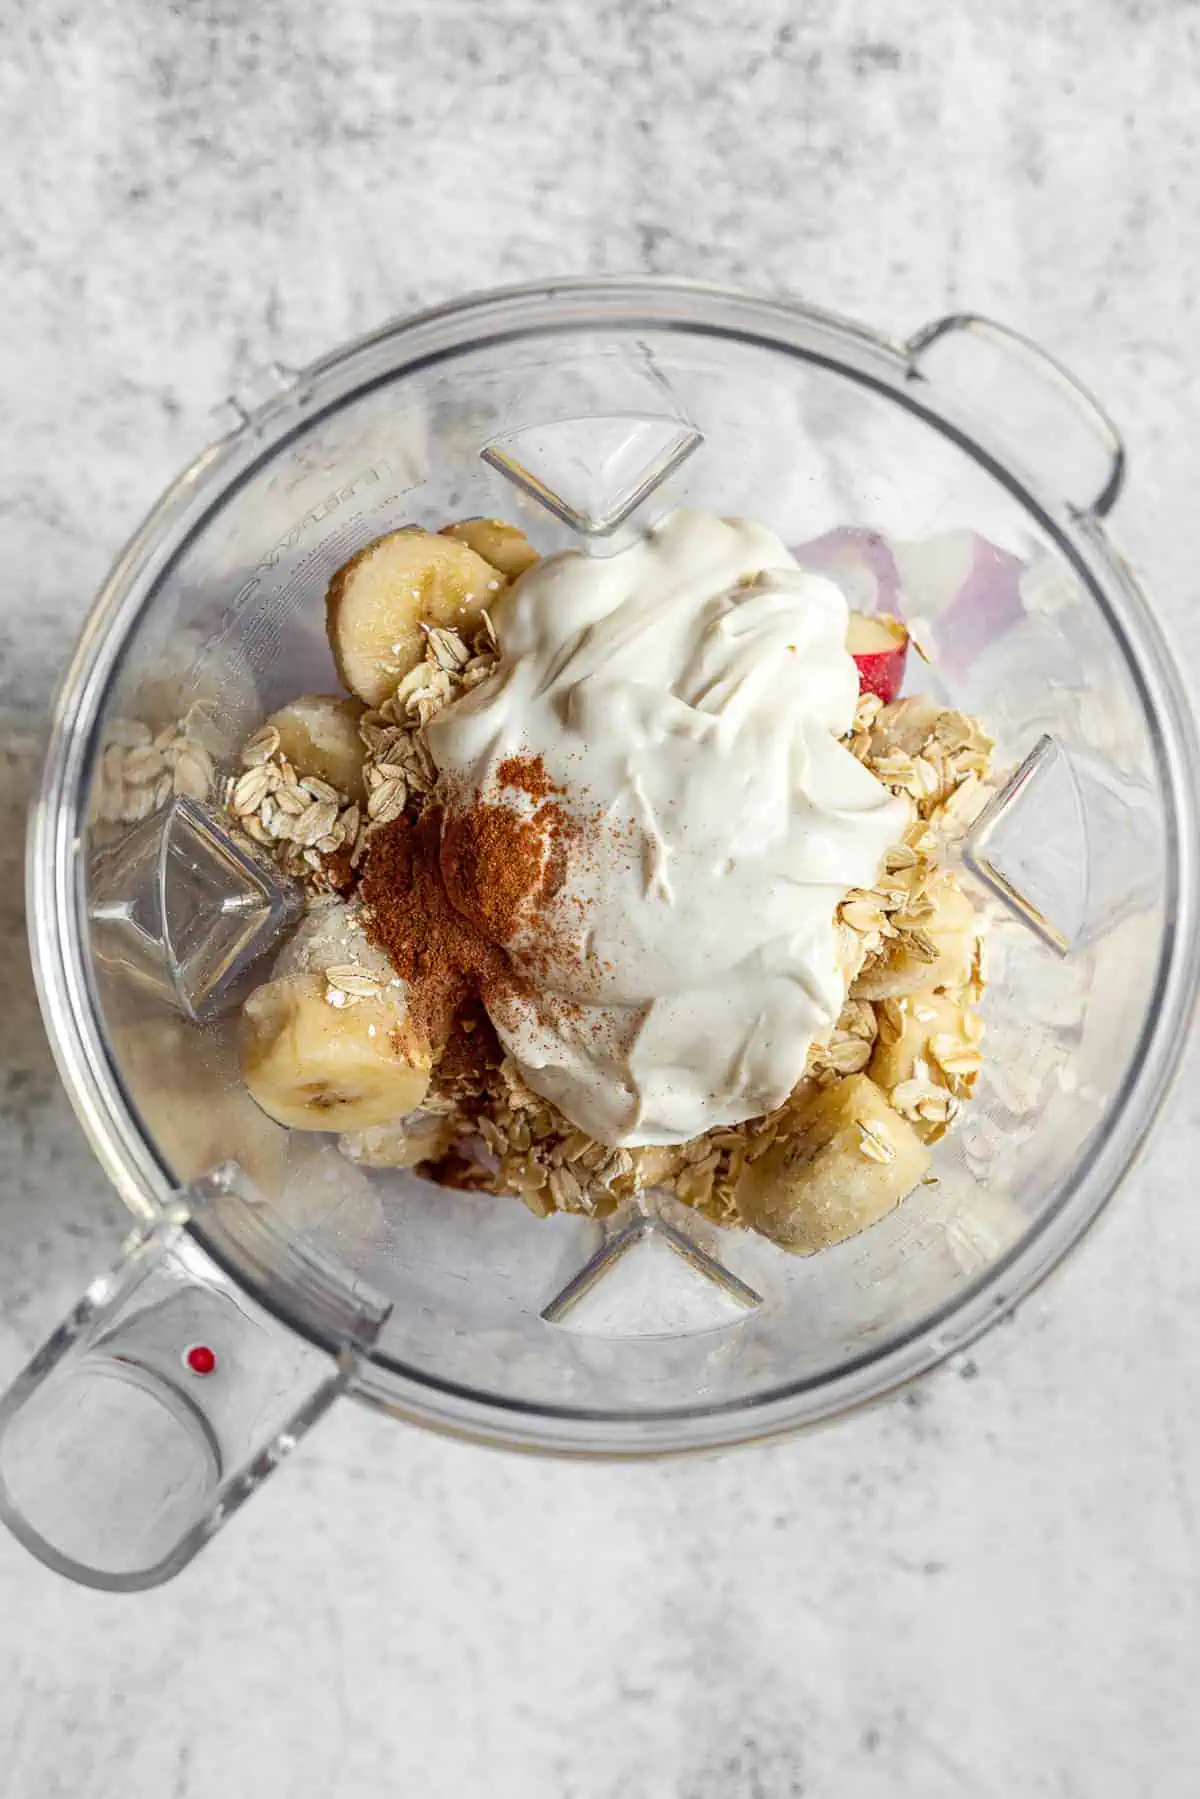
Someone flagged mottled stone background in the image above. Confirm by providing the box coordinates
[3,2,1200,1794]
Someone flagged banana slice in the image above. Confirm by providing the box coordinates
[735,1073,930,1253]
[868,988,972,1092]
[270,897,392,984]
[852,871,979,999]
[439,517,539,580]
[265,693,366,802]
[240,971,432,1132]
[326,528,504,707]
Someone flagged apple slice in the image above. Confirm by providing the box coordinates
[846,611,909,703]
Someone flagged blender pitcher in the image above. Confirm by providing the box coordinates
[4,280,1197,1590]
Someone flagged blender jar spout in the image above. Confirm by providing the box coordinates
[0,1167,389,1591]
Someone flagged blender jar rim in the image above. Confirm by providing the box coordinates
[27,276,1200,1453]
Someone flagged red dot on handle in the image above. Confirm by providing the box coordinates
[185,1344,217,1376]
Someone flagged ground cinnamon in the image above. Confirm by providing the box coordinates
[361,758,591,1090]
[360,808,503,1046]
[318,841,357,896]
[496,752,562,802]
[439,800,549,942]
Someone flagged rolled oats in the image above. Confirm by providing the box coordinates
[171,742,215,800]
[93,716,216,826]
[270,784,308,817]
[325,965,385,1001]
[122,745,166,785]
[928,1034,983,1082]
[366,776,407,824]
[857,1121,896,1163]
[292,799,340,847]
[300,775,342,805]
[423,624,472,673]
[548,1164,587,1211]
[241,724,281,767]
[232,765,274,817]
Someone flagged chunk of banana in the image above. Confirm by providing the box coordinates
[270,898,393,984]
[868,988,969,1092]
[240,971,432,1132]
[852,871,979,999]
[735,1073,930,1253]
[326,528,504,706]
[439,517,539,580]
[265,693,366,802]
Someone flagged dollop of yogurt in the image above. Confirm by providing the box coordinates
[427,508,907,1146]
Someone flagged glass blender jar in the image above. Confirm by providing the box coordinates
[4,279,1197,1589]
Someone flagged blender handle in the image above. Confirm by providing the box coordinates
[0,1172,388,1591]
[904,313,1127,520]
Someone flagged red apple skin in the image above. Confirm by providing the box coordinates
[846,613,909,702]
[852,642,908,702]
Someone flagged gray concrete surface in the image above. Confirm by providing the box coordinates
[2,1,1200,1794]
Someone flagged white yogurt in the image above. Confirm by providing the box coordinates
[427,508,907,1146]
